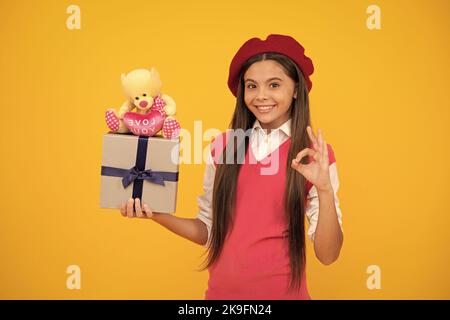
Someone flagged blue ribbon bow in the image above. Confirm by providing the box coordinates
[122,166,166,188]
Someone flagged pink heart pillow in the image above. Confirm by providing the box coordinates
[123,109,165,137]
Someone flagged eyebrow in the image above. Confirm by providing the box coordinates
[244,77,283,83]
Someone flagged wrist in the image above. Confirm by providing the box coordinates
[317,184,334,195]
[150,212,162,221]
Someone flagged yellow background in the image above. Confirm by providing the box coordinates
[0,0,449,299]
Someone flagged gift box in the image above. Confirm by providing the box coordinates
[100,132,180,213]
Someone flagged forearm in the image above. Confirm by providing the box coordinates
[313,188,343,265]
[151,213,208,246]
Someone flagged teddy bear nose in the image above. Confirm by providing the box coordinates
[139,100,148,108]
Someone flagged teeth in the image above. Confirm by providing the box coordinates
[257,105,275,111]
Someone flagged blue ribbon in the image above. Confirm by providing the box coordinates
[101,165,178,188]
[122,166,166,188]
[101,135,178,201]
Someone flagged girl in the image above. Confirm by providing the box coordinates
[120,34,344,300]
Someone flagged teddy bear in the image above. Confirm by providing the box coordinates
[105,67,181,139]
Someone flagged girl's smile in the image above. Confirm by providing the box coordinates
[255,104,277,113]
[244,60,297,130]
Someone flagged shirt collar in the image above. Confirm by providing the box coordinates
[252,118,291,137]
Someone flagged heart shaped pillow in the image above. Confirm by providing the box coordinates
[123,109,165,137]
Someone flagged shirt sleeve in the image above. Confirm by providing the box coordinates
[196,144,215,248]
[305,162,343,242]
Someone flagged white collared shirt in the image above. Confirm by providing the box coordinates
[196,119,343,248]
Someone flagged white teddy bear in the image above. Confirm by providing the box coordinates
[105,67,180,139]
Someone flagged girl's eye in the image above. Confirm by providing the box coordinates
[143,93,147,97]
[246,83,280,89]
[135,97,139,100]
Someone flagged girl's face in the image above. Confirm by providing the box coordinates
[244,60,297,130]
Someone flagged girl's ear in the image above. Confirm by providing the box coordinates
[293,87,297,99]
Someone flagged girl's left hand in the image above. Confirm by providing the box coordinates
[291,126,333,192]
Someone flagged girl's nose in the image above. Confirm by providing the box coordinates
[139,100,148,108]
[256,89,269,100]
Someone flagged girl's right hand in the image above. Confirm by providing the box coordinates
[120,198,154,219]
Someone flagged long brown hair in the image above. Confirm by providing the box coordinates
[199,52,312,291]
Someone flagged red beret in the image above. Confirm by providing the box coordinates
[227,34,314,97]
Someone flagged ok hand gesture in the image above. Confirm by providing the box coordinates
[291,126,333,192]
